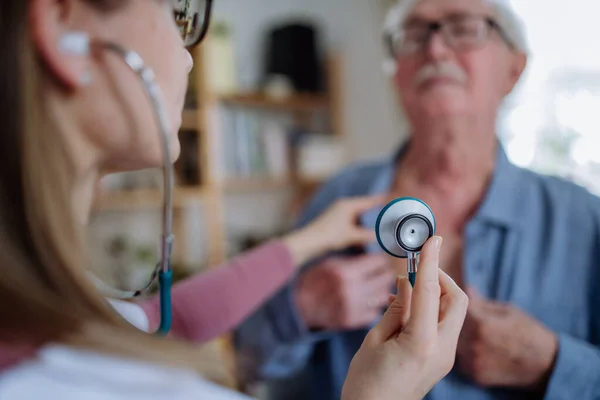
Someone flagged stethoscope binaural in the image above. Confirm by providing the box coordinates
[375,197,436,286]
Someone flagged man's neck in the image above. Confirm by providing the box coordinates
[392,119,497,230]
[399,117,496,189]
[401,139,495,188]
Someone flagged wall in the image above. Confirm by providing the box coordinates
[89,0,407,271]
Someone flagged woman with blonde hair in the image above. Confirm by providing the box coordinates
[0,0,468,398]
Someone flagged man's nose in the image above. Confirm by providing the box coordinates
[425,32,452,61]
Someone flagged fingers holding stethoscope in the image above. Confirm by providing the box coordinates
[383,275,413,334]
[345,236,468,400]
[402,236,444,338]
[369,236,468,347]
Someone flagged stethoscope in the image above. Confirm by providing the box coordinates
[89,42,176,336]
[375,197,436,286]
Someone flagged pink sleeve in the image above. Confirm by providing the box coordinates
[138,240,295,343]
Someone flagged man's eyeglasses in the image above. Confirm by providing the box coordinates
[385,15,514,57]
[173,0,213,49]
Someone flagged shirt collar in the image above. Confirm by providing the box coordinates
[360,140,523,231]
[363,144,408,198]
[470,143,523,228]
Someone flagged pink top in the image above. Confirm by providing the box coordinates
[0,240,295,370]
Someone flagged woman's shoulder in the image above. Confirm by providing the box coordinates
[0,344,250,400]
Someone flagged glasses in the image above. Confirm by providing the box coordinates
[385,15,513,56]
[173,0,213,49]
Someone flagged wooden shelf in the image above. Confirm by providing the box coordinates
[296,177,326,187]
[181,109,199,130]
[218,176,326,192]
[221,177,292,192]
[94,187,207,211]
[216,92,328,111]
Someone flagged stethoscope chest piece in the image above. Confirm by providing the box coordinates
[375,197,436,258]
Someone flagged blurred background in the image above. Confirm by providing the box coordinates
[87,0,600,393]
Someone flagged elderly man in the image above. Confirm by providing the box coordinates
[236,0,600,399]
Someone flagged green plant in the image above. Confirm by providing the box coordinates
[106,236,129,258]
[134,246,156,266]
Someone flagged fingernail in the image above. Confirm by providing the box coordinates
[396,275,408,286]
[433,236,443,250]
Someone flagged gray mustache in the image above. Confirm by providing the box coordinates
[414,62,468,86]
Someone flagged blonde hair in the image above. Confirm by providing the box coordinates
[0,0,231,385]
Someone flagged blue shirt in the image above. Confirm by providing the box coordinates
[235,144,600,400]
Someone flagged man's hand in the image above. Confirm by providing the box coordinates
[456,289,558,391]
[295,254,394,330]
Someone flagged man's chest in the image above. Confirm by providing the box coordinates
[461,223,593,337]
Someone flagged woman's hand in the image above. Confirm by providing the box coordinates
[341,237,468,400]
[282,196,384,266]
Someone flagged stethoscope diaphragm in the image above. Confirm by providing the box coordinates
[375,197,436,258]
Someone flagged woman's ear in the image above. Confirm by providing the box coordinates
[29,0,92,89]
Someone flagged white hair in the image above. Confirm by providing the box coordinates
[381,0,529,73]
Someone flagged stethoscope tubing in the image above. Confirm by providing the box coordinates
[91,41,175,335]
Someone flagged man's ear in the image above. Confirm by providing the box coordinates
[29,0,92,89]
[505,52,527,95]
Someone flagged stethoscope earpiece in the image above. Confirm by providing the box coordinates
[375,197,436,285]
[59,31,90,56]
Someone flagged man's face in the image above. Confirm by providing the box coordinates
[393,0,525,119]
